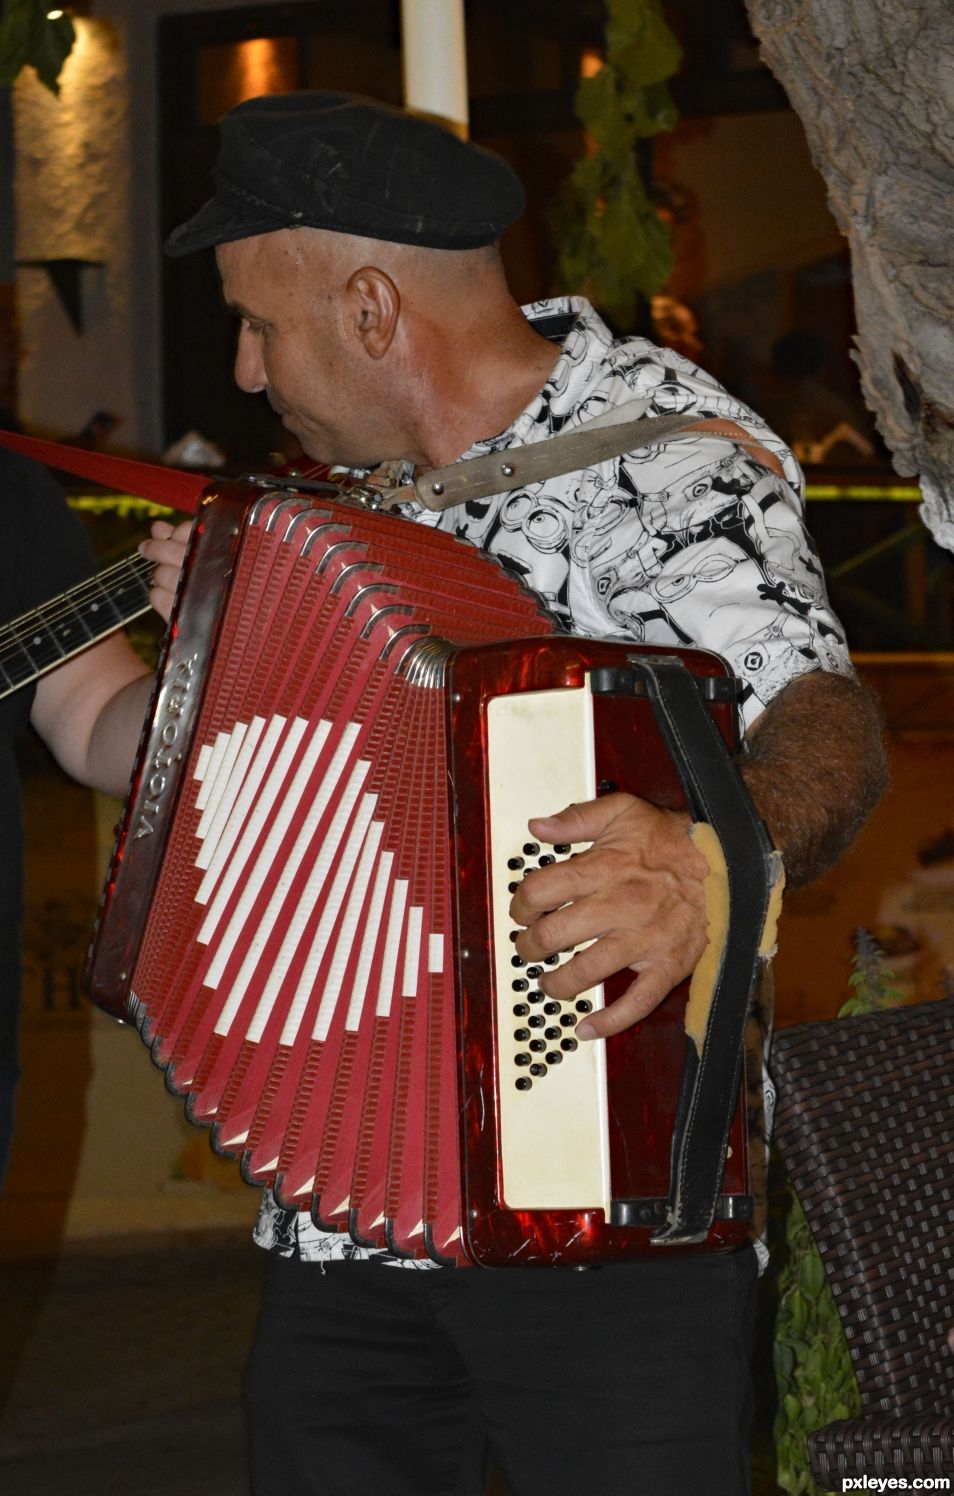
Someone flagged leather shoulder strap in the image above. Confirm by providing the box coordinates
[379,407,786,512]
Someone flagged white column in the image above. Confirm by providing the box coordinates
[400,0,469,137]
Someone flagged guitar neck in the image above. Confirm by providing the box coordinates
[0,550,153,701]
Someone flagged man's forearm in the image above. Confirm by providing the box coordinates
[740,669,888,888]
[83,672,154,797]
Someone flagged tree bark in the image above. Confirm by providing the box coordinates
[744,0,954,550]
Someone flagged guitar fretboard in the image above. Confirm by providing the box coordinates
[0,551,153,700]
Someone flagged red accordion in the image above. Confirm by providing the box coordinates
[86,478,763,1266]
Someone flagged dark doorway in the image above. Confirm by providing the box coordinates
[156,0,601,467]
[158,1,404,467]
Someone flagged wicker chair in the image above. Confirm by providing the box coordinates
[770,994,954,1489]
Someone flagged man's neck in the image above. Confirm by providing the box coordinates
[414,317,561,470]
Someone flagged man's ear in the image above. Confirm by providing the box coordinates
[346,267,400,359]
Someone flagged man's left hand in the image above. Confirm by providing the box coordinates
[508,792,711,1040]
[139,518,192,622]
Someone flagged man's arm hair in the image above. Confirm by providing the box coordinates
[739,669,888,888]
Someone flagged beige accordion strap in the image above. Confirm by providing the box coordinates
[377,404,786,513]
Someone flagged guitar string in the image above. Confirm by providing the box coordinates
[0,551,153,674]
[0,472,365,679]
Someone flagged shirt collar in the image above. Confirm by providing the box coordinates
[457,296,616,460]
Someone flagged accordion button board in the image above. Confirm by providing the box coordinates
[85,480,754,1267]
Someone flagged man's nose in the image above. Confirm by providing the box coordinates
[234,326,266,394]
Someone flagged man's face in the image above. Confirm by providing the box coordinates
[216,230,377,467]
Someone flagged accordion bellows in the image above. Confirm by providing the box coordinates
[86,480,754,1266]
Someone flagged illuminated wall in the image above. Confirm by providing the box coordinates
[13,16,132,441]
[11,0,284,456]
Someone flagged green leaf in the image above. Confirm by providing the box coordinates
[783,1393,802,1422]
[774,1340,796,1378]
[0,0,74,93]
[639,80,680,135]
[29,9,73,92]
[789,1289,809,1335]
[551,0,681,325]
[0,0,35,84]
[607,0,683,88]
[798,1249,826,1296]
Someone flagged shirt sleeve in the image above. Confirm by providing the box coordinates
[568,430,854,732]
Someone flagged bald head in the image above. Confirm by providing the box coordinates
[249,226,509,324]
[217,224,557,470]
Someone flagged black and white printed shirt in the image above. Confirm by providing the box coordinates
[253,295,851,1265]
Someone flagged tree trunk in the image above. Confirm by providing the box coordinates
[743,0,954,550]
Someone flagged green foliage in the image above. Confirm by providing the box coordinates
[772,929,905,1494]
[839,926,905,1018]
[0,0,75,95]
[552,0,681,331]
[772,1190,860,1495]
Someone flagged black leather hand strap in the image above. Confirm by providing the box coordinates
[627,656,781,1245]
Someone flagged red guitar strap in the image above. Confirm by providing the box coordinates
[0,429,210,514]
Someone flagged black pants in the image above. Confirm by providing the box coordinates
[244,1246,757,1496]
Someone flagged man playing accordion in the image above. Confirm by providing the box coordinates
[138,90,886,1496]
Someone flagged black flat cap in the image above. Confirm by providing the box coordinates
[165,90,525,257]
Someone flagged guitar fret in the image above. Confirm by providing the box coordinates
[0,552,153,701]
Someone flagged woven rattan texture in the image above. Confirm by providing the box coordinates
[771,997,954,1485]
[809,1413,953,1484]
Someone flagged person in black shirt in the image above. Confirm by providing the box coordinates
[0,446,162,1187]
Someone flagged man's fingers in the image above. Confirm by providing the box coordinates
[575,969,678,1041]
[140,520,191,624]
[527,791,636,847]
[532,931,632,1002]
[139,518,192,560]
[510,792,710,1040]
[509,854,595,927]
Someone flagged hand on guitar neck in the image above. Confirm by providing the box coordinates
[138,459,335,621]
[138,518,194,622]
